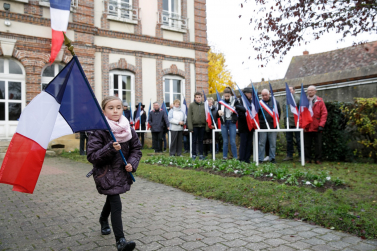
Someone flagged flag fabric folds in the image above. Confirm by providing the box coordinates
[298,84,313,129]
[147,101,152,130]
[181,98,188,129]
[49,0,71,63]
[236,85,259,130]
[285,83,299,126]
[161,100,168,115]
[269,83,280,128]
[251,85,260,129]
[0,57,109,194]
[134,103,141,130]
[202,91,213,129]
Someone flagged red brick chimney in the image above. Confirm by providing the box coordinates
[303,50,309,55]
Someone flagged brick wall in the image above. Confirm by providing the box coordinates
[156,58,163,103]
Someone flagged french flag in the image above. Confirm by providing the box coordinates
[269,83,280,129]
[251,85,260,129]
[237,85,253,131]
[215,88,238,115]
[49,0,71,63]
[298,84,313,129]
[134,103,141,130]
[129,106,134,127]
[147,101,152,130]
[161,100,168,115]
[181,98,188,129]
[202,91,213,129]
[0,57,109,194]
[285,83,299,126]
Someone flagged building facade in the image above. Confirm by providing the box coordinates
[0,0,209,139]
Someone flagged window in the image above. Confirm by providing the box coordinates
[163,76,185,109]
[160,0,187,31]
[0,58,25,138]
[109,71,135,109]
[41,64,64,91]
[107,0,139,24]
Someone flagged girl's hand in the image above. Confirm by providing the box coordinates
[125,164,133,172]
[218,111,224,116]
[113,142,121,151]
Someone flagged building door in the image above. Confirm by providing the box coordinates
[0,58,25,139]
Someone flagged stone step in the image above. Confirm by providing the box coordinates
[0,146,8,153]
[0,140,11,147]
[0,151,56,160]
[0,153,5,159]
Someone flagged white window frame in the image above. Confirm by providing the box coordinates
[160,0,188,33]
[41,64,65,91]
[106,0,139,24]
[109,70,135,110]
[163,75,185,109]
[0,58,25,138]
[8,0,29,3]
[39,0,78,12]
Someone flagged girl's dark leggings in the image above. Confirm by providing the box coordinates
[101,194,124,241]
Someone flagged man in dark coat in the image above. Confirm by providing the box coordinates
[133,103,146,148]
[122,101,131,121]
[258,89,281,163]
[237,87,254,163]
[148,102,169,153]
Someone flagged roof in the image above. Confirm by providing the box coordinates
[285,41,377,79]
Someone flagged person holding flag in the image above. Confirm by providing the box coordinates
[258,88,281,163]
[283,85,301,161]
[237,87,258,163]
[217,87,240,160]
[87,96,141,251]
[300,85,328,164]
[187,92,209,160]
[168,99,186,156]
[133,103,146,149]
[181,98,190,154]
[203,95,218,157]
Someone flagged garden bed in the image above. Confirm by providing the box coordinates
[145,156,347,192]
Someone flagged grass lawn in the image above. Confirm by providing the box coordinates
[61,148,377,239]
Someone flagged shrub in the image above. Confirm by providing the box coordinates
[342,97,377,163]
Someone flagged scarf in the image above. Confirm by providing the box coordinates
[307,95,317,117]
[106,115,132,143]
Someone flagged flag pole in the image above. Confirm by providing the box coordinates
[63,33,135,182]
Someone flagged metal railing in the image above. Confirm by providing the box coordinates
[106,0,139,22]
[158,10,188,31]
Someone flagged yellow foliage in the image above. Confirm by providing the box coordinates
[208,49,235,94]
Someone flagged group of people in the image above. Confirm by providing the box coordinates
[147,85,328,165]
[82,84,328,251]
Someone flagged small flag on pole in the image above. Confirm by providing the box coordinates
[161,100,168,115]
[202,91,213,129]
[134,103,141,130]
[269,83,280,129]
[147,101,152,130]
[215,89,238,115]
[49,0,71,63]
[285,83,299,126]
[298,84,313,129]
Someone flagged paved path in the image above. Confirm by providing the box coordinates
[0,157,376,251]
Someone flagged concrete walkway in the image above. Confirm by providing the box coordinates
[0,157,376,251]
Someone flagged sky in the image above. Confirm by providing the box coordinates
[206,0,377,88]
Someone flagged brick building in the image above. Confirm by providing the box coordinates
[0,0,209,139]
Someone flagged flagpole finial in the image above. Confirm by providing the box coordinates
[63,32,75,56]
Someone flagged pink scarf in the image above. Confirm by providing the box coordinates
[106,115,132,143]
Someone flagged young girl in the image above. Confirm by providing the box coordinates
[168,99,186,156]
[87,96,142,251]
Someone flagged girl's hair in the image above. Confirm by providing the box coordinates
[102,96,123,110]
[207,97,214,102]
[173,99,181,105]
[223,87,232,94]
